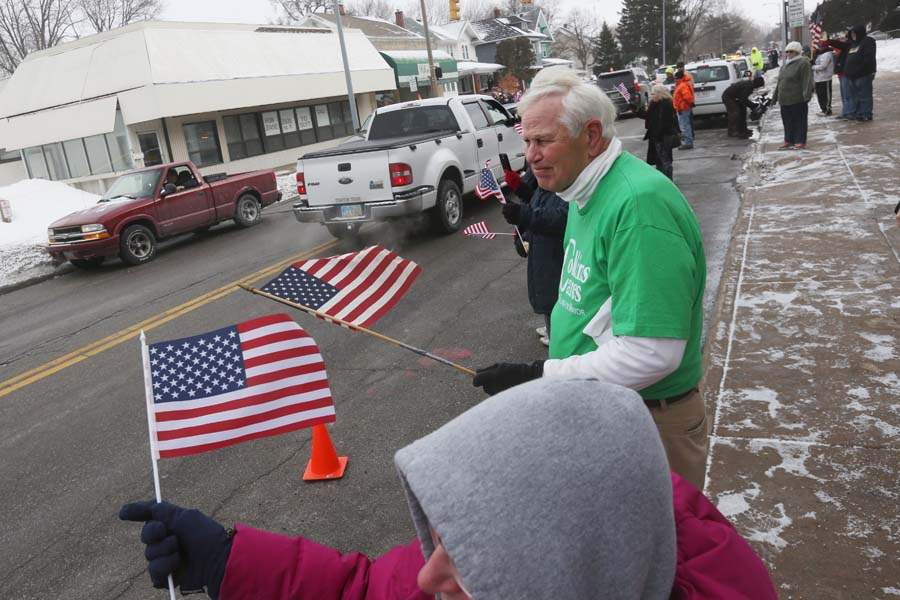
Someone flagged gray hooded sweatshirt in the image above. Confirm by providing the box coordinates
[394,378,676,599]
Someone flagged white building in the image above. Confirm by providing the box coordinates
[0,21,397,193]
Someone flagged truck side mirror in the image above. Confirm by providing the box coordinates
[161,183,176,196]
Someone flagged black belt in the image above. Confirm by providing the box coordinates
[644,387,698,409]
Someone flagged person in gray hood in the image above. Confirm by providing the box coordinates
[120,379,776,599]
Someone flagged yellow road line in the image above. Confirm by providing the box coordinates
[0,239,339,399]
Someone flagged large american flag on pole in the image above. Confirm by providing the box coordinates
[475,160,506,203]
[260,246,421,328]
[148,314,334,459]
[809,9,824,49]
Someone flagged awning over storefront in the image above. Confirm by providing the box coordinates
[379,50,458,89]
[456,61,505,76]
[2,95,118,149]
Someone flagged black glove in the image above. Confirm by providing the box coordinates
[513,229,527,258]
[119,500,233,599]
[502,201,522,225]
[472,360,544,395]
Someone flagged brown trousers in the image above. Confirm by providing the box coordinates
[647,389,709,490]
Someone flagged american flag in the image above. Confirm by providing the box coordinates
[462,220,496,239]
[260,245,421,328]
[514,121,524,136]
[148,314,335,458]
[809,9,824,49]
[475,161,506,203]
[615,82,631,102]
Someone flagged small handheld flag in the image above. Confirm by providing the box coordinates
[514,121,524,136]
[615,82,631,103]
[261,246,421,328]
[462,220,514,239]
[475,160,506,203]
[145,314,335,458]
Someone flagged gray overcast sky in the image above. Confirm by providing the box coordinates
[160,0,822,31]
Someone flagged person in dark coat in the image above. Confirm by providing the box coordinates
[502,166,568,347]
[768,47,779,69]
[843,24,877,120]
[826,29,855,118]
[635,84,680,180]
[722,75,765,138]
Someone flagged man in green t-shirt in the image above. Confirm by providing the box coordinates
[473,67,709,489]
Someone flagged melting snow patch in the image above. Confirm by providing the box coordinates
[736,387,783,420]
[857,332,897,362]
[815,490,844,510]
[716,482,761,518]
[750,439,825,482]
[745,502,792,550]
[883,587,900,596]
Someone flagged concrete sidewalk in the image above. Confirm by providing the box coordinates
[703,74,900,598]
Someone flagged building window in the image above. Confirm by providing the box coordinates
[183,120,222,167]
[0,149,20,164]
[260,110,285,153]
[43,142,70,180]
[84,134,112,175]
[63,139,91,178]
[224,114,264,160]
[106,109,133,172]
[23,147,49,179]
[137,132,163,166]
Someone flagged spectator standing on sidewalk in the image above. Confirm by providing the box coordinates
[119,379,778,600]
[812,43,834,116]
[722,75,765,138]
[773,41,814,150]
[768,46,779,69]
[750,46,766,73]
[635,84,680,180]
[843,24,877,121]
[826,29,855,118]
[673,70,695,150]
[502,166,569,347]
[471,68,709,489]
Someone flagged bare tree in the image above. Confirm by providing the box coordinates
[77,0,161,33]
[401,0,448,25]
[461,0,495,22]
[0,0,78,76]
[271,0,332,22]
[346,0,393,20]
[681,0,715,58]
[550,7,597,70]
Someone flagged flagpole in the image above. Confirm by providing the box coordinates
[239,285,477,377]
[140,331,177,600]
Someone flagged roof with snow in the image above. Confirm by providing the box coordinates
[401,18,452,43]
[0,20,396,150]
[470,17,545,44]
[304,13,422,39]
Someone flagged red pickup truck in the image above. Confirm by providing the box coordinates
[47,161,281,267]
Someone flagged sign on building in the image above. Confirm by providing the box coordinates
[787,0,804,28]
[315,105,330,126]
[409,78,418,92]
[261,111,281,136]
[296,107,313,130]
[417,63,430,80]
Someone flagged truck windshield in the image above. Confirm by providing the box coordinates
[596,72,634,91]
[101,169,162,202]
[368,106,459,140]
[689,65,732,83]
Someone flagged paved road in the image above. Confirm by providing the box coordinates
[0,115,750,599]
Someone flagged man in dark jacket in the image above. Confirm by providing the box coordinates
[826,29,855,118]
[722,75,765,138]
[843,24,877,120]
[502,166,568,346]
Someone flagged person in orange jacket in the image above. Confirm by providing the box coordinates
[673,70,695,149]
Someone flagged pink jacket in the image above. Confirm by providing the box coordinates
[221,474,777,600]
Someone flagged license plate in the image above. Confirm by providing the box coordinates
[338,204,363,219]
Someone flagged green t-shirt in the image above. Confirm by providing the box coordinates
[549,152,706,400]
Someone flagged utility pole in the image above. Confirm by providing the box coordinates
[333,0,360,129]
[662,0,667,66]
[419,0,441,97]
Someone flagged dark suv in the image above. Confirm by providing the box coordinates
[596,67,652,117]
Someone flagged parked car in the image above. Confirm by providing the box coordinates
[729,57,752,78]
[293,95,526,239]
[596,67,652,117]
[684,59,741,117]
[47,161,281,268]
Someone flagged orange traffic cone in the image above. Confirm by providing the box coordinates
[303,424,348,481]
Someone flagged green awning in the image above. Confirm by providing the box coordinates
[379,51,458,88]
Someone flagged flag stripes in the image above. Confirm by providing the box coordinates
[463,220,496,239]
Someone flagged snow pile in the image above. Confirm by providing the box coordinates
[878,38,900,73]
[0,179,100,288]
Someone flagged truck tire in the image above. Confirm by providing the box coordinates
[326,222,361,240]
[234,194,262,228]
[70,257,105,269]
[431,179,463,233]
[119,224,157,265]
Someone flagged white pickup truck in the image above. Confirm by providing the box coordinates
[292,95,526,238]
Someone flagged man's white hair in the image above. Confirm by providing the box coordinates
[517,67,618,140]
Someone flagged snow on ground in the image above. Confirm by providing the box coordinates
[878,38,900,73]
[276,170,298,203]
[0,179,99,288]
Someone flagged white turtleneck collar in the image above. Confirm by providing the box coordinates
[557,137,623,210]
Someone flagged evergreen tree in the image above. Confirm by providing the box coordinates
[617,0,686,65]
[495,38,536,88]
[813,0,895,33]
[592,21,624,74]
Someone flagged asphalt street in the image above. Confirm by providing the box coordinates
[0,114,751,599]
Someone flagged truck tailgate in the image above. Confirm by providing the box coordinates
[302,151,394,208]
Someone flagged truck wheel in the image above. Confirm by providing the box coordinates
[431,179,463,233]
[326,222,361,240]
[234,194,262,227]
[70,257,105,269]
[119,224,157,265]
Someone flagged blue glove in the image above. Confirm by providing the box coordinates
[119,500,232,599]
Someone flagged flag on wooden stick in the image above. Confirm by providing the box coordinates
[462,220,515,239]
[475,160,506,203]
[260,246,421,328]
[145,314,335,459]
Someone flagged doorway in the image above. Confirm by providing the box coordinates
[137,132,163,166]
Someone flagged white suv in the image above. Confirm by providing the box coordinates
[685,59,740,117]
